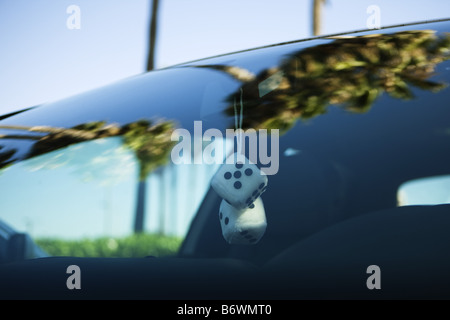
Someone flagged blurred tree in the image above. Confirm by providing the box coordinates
[147,0,160,71]
[145,0,167,233]
[313,0,326,36]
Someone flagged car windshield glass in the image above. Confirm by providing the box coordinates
[0,24,449,262]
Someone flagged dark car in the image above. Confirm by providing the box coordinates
[0,19,450,300]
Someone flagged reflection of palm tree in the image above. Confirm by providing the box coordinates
[221,30,450,133]
[0,122,121,159]
[0,119,176,234]
[121,120,176,233]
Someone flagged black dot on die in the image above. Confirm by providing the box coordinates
[235,163,243,169]
[234,181,242,189]
[224,217,229,225]
[252,190,258,197]
[234,171,242,178]
[219,212,223,220]
[224,172,232,180]
[249,203,255,209]
[246,197,252,203]
[245,168,253,176]
[259,183,265,189]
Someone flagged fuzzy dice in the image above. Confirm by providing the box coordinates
[218,197,267,245]
[211,153,268,210]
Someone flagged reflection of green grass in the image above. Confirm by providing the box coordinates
[36,233,182,258]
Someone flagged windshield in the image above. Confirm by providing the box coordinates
[0,23,449,262]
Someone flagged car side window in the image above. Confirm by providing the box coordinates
[0,135,219,257]
[397,175,450,206]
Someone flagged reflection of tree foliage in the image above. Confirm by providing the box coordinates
[121,120,177,181]
[0,119,177,176]
[224,30,450,133]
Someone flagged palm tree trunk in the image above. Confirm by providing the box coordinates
[146,0,160,71]
[133,178,147,233]
[157,170,166,234]
[134,0,160,233]
[312,0,324,36]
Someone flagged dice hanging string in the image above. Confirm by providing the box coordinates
[233,95,238,132]
[239,87,244,130]
[234,88,244,156]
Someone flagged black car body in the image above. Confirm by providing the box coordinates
[0,19,450,299]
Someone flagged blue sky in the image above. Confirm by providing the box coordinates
[0,0,449,116]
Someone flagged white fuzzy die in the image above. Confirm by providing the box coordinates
[218,197,267,245]
[211,153,268,210]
